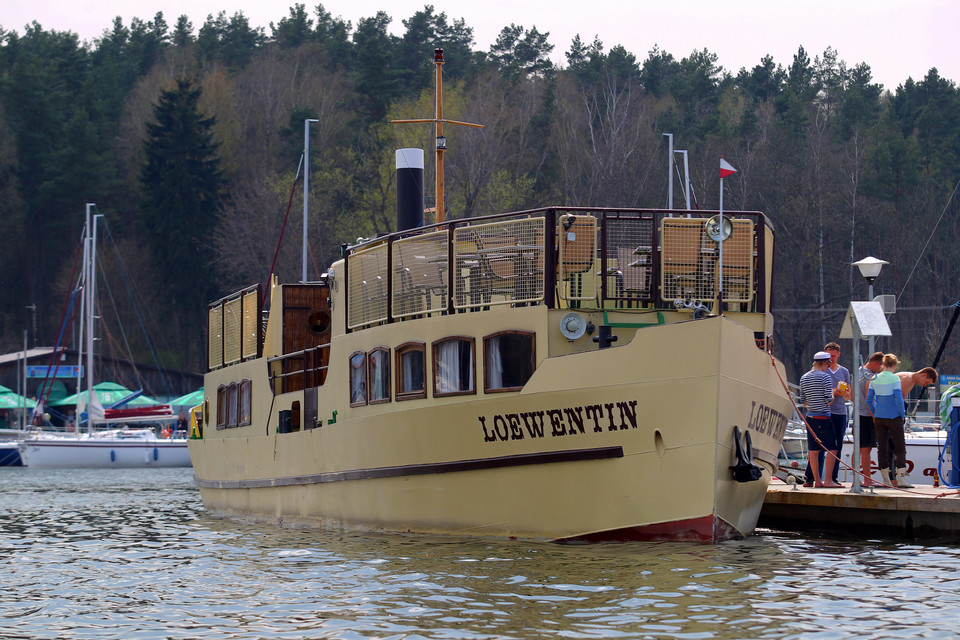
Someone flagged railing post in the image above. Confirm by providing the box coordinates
[543,209,556,309]
[447,220,456,315]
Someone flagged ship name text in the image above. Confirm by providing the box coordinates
[479,400,639,442]
[745,401,788,441]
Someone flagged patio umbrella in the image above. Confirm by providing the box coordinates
[49,381,162,407]
[170,389,204,407]
[0,385,37,410]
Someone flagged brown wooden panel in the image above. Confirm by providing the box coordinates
[282,285,332,355]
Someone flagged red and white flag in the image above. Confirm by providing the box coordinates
[720,157,737,179]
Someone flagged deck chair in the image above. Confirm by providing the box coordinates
[715,219,755,305]
[659,218,705,302]
[617,246,651,300]
[558,214,597,303]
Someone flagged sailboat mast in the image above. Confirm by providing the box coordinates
[83,204,94,431]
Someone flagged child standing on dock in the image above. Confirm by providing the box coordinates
[867,354,910,487]
[800,351,842,488]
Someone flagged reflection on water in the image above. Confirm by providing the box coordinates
[2,467,960,639]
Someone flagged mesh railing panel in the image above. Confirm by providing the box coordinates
[453,218,544,310]
[347,244,389,329]
[223,297,242,365]
[391,230,449,319]
[600,213,655,303]
[208,304,223,370]
[241,289,259,359]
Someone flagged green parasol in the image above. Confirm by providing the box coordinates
[0,384,37,410]
[49,381,162,407]
[170,389,204,407]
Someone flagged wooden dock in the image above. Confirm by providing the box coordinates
[760,479,960,538]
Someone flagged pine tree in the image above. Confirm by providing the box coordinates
[140,78,222,309]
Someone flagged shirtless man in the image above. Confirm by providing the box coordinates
[885,366,938,483]
[897,367,938,397]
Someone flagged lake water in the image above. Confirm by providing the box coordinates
[2,467,959,639]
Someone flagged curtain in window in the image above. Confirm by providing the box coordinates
[401,349,424,393]
[350,353,367,404]
[369,350,389,401]
[436,340,473,393]
[487,336,504,389]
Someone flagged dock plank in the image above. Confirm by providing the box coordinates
[760,480,960,538]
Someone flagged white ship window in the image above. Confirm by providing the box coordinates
[396,342,426,400]
[350,351,367,406]
[216,384,227,428]
[227,382,239,427]
[239,379,252,426]
[484,331,536,392]
[433,337,476,397]
[368,347,390,404]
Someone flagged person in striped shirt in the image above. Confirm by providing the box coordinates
[799,351,842,487]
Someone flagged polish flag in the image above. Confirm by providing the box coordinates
[720,157,737,178]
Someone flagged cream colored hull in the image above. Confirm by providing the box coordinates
[191,315,791,541]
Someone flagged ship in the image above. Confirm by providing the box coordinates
[187,51,793,542]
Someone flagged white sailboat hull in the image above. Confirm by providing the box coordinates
[22,432,191,468]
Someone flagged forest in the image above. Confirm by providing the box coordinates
[1,4,958,385]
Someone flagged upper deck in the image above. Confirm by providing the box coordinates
[344,206,773,331]
[206,206,775,379]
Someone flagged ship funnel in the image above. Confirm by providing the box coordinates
[396,148,424,232]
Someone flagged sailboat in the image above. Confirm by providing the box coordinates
[20,205,191,469]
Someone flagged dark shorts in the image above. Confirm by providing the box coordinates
[805,416,837,451]
[858,415,878,448]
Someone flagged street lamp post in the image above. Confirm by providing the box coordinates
[854,256,889,355]
[850,256,888,492]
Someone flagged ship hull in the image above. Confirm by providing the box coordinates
[190,316,790,541]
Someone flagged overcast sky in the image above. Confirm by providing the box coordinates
[4,0,957,91]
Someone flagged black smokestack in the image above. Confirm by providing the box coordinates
[396,148,424,232]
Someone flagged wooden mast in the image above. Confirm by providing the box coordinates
[392,48,483,223]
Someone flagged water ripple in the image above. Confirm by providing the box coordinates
[3,468,960,639]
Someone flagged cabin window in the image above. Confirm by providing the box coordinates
[368,347,390,404]
[350,351,367,406]
[216,384,227,428]
[239,379,252,426]
[484,331,536,392]
[227,382,239,427]
[396,342,426,400]
[433,337,476,397]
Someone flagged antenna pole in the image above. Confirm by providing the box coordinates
[434,50,445,223]
[303,118,318,282]
[663,133,673,209]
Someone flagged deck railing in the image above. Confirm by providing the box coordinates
[344,207,769,331]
